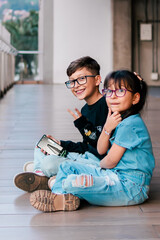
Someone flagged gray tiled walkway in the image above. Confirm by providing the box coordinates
[0,84,160,239]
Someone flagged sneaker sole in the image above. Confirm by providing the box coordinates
[30,190,80,212]
[14,172,50,192]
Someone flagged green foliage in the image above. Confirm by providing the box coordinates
[3,10,38,50]
[3,10,39,78]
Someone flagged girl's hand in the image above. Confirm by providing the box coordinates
[97,109,122,156]
[104,108,122,133]
[67,108,82,120]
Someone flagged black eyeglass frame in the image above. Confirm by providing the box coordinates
[102,88,133,98]
[65,75,96,89]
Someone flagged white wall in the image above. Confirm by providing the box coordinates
[39,0,54,83]
[53,0,113,84]
[38,0,43,81]
[0,22,11,43]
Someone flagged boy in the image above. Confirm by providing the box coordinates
[14,56,108,192]
[61,56,108,155]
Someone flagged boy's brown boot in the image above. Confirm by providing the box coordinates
[14,172,50,192]
[30,190,80,212]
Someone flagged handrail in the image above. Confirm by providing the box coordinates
[18,50,42,54]
[0,37,17,98]
[0,36,18,55]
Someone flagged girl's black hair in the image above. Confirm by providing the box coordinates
[103,70,148,119]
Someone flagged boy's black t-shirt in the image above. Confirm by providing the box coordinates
[60,96,108,159]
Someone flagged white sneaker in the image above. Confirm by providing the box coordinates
[23,161,34,172]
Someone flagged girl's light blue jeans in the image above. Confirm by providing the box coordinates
[34,147,151,206]
[51,160,151,206]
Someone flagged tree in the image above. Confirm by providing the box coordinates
[3,10,38,78]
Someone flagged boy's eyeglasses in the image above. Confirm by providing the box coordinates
[102,88,133,97]
[65,75,96,89]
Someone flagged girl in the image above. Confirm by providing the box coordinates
[30,70,155,212]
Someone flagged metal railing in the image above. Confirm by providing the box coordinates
[0,34,18,98]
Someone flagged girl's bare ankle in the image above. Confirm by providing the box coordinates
[48,176,56,189]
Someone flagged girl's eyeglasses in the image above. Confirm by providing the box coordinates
[65,75,96,89]
[102,88,133,97]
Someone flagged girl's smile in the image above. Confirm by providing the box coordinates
[105,80,139,113]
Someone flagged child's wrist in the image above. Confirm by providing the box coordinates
[103,127,111,136]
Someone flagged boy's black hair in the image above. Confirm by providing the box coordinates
[104,70,148,119]
[67,56,100,77]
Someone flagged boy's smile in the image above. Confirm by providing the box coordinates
[69,67,102,105]
[75,88,85,95]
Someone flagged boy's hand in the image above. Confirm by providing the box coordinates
[36,146,49,155]
[104,108,122,133]
[41,148,49,155]
[67,108,82,120]
[46,135,60,145]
